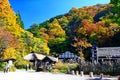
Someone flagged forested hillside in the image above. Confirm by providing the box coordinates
[0,0,49,68]
[28,0,120,60]
[0,0,120,63]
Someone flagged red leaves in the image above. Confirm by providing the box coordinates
[0,28,18,49]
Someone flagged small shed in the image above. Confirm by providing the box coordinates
[24,53,46,71]
[58,51,78,59]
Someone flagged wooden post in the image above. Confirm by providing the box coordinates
[71,70,75,75]
[89,72,94,78]
[76,71,79,75]
[100,73,103,79]
[80,71,84,77]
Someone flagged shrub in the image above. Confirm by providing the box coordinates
[51,62,78,73]
[78,61,120,75]
[54,62,68,70]
[14,58,29,69]
[51,69,59,73]
[59,69,67,73]
[68,64,78,70]
[9,66,16,72]
[0,62,16,72]
[0,62,6,71]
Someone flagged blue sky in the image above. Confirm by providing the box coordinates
[9,0,110,29]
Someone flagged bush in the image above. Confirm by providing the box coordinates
[0,62,16,72]
[54,62,68,70]
[9,66,16,72]
[0,62,6,71]
[14,59,29,69]
[78,61,120,75]
[68,64,78,70]
[51,69,59,73]
[51,62,78,73]
[59,69,67,73]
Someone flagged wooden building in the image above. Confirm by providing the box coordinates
[58,51,79,59]
[24,53,45,71]
[58,51,82,63]
[24,53,58,71]
[97,47,120,61]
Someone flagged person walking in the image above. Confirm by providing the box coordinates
[4,65,7,73]
[4,64,10,73]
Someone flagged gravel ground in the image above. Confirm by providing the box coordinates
[0,70,118,80]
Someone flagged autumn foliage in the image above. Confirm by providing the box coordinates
[1,0,120,62]
[29,3,120,60]
[0,0,50,69]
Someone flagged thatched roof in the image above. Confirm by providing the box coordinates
[24,53,34,60]
[24,53,45,61]
[34,53,45,60]
[98,47,120,57]
[0,58,16,62]
[42,56,58,63]
[46,56,58,62]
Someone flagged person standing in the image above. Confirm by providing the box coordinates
[26,64,29,71]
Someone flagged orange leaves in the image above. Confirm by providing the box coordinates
[73,38,92,48]
[6,26,24,38]
[79,19,98,36]
[40,32,49,40]
[72,37,91,58]
[0,27,19,49]
[0,0,16,27]
[79,19,113,37]
[0,27,19,60]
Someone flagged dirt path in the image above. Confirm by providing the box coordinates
[0,70,118,80]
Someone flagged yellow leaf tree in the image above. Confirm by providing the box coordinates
[2,47,18,59]
[0,0,16,27]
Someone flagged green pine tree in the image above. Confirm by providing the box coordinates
[16,11,24,29]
